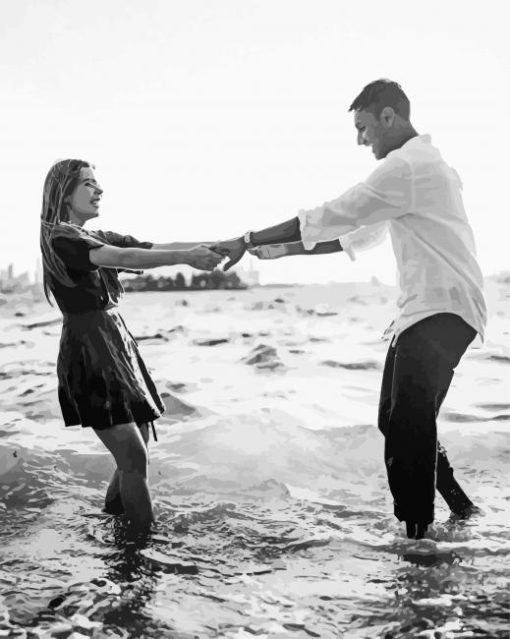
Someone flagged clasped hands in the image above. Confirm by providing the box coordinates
[206,237,287,272]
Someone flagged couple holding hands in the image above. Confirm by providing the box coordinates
[40,79,486,540]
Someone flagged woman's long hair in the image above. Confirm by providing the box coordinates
[40,159,92,305]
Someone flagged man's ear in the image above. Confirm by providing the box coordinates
[380,106,396,128]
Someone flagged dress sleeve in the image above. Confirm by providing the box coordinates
[101,230,154,249]
[51,224,105,272]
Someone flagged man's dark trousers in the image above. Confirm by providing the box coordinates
[378,313,477,525]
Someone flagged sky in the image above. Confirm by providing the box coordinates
[1,0,508,285]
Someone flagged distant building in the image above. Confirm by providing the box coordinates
[35,258,43,284]
[0,263,32,293]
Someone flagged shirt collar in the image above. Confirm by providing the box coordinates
[402,133,431,148]
[385,134,431,161]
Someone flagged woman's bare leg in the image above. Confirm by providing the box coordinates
[138,422,150,451]
[104,468,122,510]
[103,424,150,514]
[94,422,153,530]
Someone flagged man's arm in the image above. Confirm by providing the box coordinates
[250,223,388,261]
[250,239,342,260]
[296,156,411,250]
[213,218,339,270]
[285,239,342,256]
[250,218,302,245]
[214,154,410,270]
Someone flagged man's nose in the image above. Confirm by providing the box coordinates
[357,132,368,146]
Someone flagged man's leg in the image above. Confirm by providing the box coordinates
[384,314,476,538]
[429,319,477,517]
[435,397,477,517]
[377,341,396,441]
[378,338,476,531]
[378,343,425,538]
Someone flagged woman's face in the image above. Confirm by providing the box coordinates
[66,167,103,225]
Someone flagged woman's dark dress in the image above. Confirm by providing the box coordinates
[49,222,165,438]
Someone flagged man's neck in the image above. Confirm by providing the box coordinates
[397,124,419,148]
[386,125,419,156]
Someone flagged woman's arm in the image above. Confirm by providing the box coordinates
[89,244,222,271]
[151,242,216,250]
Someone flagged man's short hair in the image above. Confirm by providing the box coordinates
[349,79,410,120]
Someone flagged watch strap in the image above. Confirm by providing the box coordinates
[243,231,255,248]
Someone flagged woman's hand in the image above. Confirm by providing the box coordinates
[248,244,289,259]
[185,245,224,271]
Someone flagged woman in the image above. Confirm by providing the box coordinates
[40,159,223,531]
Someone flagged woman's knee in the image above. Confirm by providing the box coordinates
[117,440,148,473]
[94,422,149,472]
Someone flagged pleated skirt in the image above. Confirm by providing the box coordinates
[57,307,165,437]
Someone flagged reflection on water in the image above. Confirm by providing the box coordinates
[1,468,508,637]
[1,284,509,637]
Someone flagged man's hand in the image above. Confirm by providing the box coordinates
[210,237,246,271]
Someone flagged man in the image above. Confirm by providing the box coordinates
[213,79,486,539]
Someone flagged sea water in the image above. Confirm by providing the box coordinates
[0,282,509,638]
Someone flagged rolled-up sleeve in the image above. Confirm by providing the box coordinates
[338,222,389,261]
[299,155,412,250]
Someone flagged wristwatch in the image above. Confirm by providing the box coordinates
[243,231,255,248]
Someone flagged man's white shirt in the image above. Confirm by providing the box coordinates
[298,134,487,342]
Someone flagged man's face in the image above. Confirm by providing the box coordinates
[354,109,389,160]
